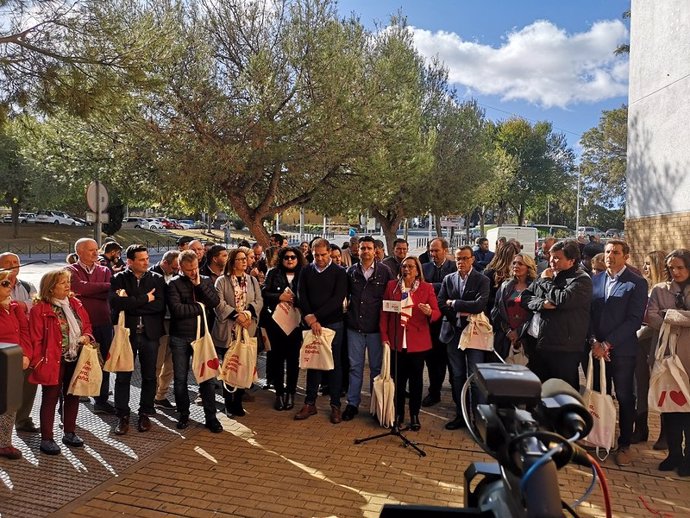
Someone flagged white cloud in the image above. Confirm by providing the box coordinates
[411,19,629,109]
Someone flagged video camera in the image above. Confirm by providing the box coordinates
[381,363,597,518]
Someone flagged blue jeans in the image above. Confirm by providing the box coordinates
[346,329,383,408]
[305,321,343,407]
[446,330,486,416]
[169,336,217,420]
[114,334,159,417]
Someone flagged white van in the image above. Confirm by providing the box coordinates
[485,226,538,258]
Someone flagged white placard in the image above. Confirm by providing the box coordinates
[382,300,402,313]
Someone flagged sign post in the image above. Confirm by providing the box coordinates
[86,181,109,247]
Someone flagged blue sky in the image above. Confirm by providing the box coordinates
[337,0,631,153]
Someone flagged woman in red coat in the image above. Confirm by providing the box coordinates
[0,271,31,459]
[380,256,441,431]
[28,269,93,455]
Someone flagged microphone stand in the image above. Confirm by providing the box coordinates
[354,281,426,457]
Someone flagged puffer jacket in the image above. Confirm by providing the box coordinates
[166,274,220,341]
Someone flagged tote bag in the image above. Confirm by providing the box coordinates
[581,353,617,458]
[68,341,103,396]
[459,312,494,351]
[370,344,396,428]
[649,322,690,413]
[219,325,258,389]
[505,345,529,366]
[299,328,335,370]
[103,311,134,372]
[191,303,221,384]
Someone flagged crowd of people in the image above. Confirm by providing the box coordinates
[0,233,688,479]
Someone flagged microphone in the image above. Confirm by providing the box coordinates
[538,378,593,440]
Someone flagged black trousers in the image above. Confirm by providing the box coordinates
[528,349,581,391]
[265,322,301,395]
[391,349,425,420]
[424,320,447,398]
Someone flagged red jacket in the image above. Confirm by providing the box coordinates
[0,301,31,357]
[28,298,93,386]
[379,280,441,353]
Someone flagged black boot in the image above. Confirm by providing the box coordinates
[659,414,682,470]
[653,414,668,450]
[630,411,649,444]
[283,393,295,410]
[231,390,246,417]
[274,394,285,411]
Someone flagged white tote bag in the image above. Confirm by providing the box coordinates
[581,353,617,458]
[191,303,221,384]
[648,321,690,413]
[299,328,335,370]
[103,311,134,372]
[459,312,494,351]
[370,344,396,428]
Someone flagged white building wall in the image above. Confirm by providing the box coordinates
[627,0,690,218]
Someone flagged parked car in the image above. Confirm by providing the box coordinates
[35,210,78,225]
[146,218,164,230]
[577,226,603,238]
[72,217,90,227]
[121,217,151,229]
[178,219,195,230]
[2,212,37,224]
[605,228,623,238]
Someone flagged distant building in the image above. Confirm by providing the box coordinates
[626,0,690,264]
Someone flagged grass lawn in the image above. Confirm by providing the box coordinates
[0,224,249,257]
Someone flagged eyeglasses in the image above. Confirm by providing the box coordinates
[456,256,473,262]
[401,264,416,270]
[283,256,297,260]
[675,291,687,310]
[0,280,11,288]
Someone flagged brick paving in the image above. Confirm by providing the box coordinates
[2,353,689,518]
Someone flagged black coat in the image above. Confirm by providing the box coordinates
[261,267,300,319]
[166,274,220,340]
[109,269,166,341]
[520,266,592,353]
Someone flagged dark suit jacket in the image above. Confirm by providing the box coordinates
[590,268,648,357]
[422,259,457,295]
[438,268,490,344]
[109,269,166,341]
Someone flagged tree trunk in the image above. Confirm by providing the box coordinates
[434,213,443,238]
[227,194,271,248]
[11,202,19,239]
[518,204,525,226]
[372,207,403,255]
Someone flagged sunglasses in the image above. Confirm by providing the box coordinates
[283,256,297,260]
[675,291,687,310]
[0,280,11,288]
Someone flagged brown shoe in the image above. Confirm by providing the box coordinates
[137,414,151,432]
[114,416,129,435]
[330,404,342,424]
[294,404,317,420]
[615,447,633,467]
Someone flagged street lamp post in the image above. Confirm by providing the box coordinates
[575,164,581,236]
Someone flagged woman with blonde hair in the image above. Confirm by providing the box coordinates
[28,268,93,455]
[483,241,521,319]
[0,271,31,459]
[632,250,671,446]
[491,254,537,359]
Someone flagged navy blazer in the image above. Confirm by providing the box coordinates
[422,259,457,295]
[437,268,490,344]
[589,268,648,357]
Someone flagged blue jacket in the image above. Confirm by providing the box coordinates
[422,259,457,295]
[346,261,394,333]
[589,269,648,357]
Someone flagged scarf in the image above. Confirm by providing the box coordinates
[52,297,82,361]
[231,274,247,313]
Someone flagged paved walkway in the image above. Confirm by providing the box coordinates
[1,358,688,518]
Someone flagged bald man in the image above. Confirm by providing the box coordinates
[67,238,116,414]
[0,252,38,432]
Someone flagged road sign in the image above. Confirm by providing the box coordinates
[86,181,109,213]
[85,211,109,223]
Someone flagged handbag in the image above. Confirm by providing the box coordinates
[219,324,258,389]
[299,327,336,370]
[191,303,220,384]
[581,353,617,458]
[505,344,528,366]
[103,311,134,372]
[370,343,396,428]
[648,322,690,413]
[68,340,103,396]
[459,312,494,351]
